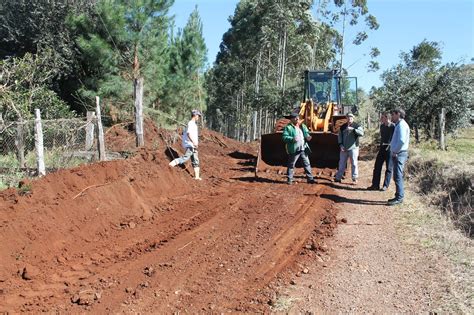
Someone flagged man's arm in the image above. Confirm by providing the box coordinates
[282,126,294,143]
[354,124,364,137]
[390,124,405,154]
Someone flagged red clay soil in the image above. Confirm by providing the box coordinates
[0,122,338,313]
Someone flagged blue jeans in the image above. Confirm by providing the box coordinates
[287,150,314,182]
[177,147,199,168]
[392,151,408,200]
[372,145,393,188]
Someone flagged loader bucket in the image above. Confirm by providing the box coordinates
[259,131,340,169]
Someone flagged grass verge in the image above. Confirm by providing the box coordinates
[395,192,473,313]
[396,127,473,312]
[407,127,473,236]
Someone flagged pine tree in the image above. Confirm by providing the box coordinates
[164,6,207,121]
[71,0,174,114]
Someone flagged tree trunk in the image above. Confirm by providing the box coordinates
[339,2,347,71]
[252,110,258,141]
[414,124,420,144]
[430,115,436,139]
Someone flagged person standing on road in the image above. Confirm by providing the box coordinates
[388,108,410,205]
[367,112,395,191]
[169,109,203,180]
[282,112,316,185]
[334,113,364,184]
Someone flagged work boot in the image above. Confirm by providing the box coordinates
[169,159,178,167]
[194,167,202,180]
[307,178,316,184]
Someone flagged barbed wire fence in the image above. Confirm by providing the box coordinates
[1,94,148,189]
[0,111,115,189]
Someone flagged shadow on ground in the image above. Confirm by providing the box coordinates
[319,193,388,206]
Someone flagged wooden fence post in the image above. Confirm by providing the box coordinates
[439,107,446,150]
[134,78,144,147]
[34,109,46,176]
[15,120,26,168]
[95,96,106,161]
[85,111,95,151]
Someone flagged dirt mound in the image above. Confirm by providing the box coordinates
[0,122,337,313]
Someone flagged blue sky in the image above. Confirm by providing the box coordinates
[170,0,473,91]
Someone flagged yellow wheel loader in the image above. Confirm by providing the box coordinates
[258,69,358,170]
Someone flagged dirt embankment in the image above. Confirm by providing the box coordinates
[0,123,338,313]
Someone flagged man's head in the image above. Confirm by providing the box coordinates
[381,112,391,125]
[284,112,299,124]
[191,109,202,120]
[390,108,405,123]
[346,113,354,124]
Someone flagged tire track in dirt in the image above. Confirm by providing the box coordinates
[0,129,339,313]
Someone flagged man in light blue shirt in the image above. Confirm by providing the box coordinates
[388,108,410,205]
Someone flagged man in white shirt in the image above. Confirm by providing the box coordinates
[169,109,202,180]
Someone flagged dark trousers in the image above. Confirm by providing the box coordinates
[287,150,314,182]
[371,145,393,189]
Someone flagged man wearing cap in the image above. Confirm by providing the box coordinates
[334,113,364,184]
[169,109,203,180]
[282,113,316,185]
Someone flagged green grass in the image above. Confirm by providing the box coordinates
[411,127,474,170]
[0,148,89,190]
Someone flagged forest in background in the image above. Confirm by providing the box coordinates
[1,0,472,142]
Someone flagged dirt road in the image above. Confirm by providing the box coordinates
[273,160,463,313]
[0,128,338,313]
[1,125,462,313]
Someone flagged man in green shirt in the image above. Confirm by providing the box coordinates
[334,113,364,184]
[282,113,316,185]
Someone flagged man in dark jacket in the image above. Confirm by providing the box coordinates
[367,112,395,191]
[334,113,364,184]
[282,113,315,185]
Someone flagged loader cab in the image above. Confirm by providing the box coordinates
[303,70,358,114]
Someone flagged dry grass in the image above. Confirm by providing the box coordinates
[407,127,473,237]
[395,127,474,312]
[396,193,473,313]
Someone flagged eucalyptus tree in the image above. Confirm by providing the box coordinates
[314,0,380,72]
[207,0,329,139]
